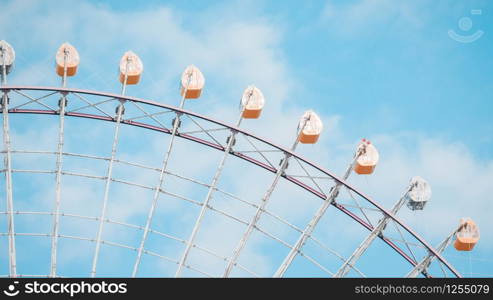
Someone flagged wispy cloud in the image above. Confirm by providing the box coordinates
[0,0,491,277]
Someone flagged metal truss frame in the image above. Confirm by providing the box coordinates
[0,86,461,278]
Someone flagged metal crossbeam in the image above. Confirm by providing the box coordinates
[11,90,58,111]
[4,164,380,277]
[0,209,260,277]
[69,93,114,118]
[0,84,463,278]
[391,219,418,263]
[129,101,169,131]
[126,109,174,122]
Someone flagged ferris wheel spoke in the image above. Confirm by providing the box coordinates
[175,113,243,277]
[223,138,301,277]
[0,78,464,278]
[221,154,290,277]
[132,80,191,277]
[131,114,180,277]
[274,146,363,277]
[2,92,17,278]
[1,49,17,277]
[90,61,133,277]
[50,54,70,278]
[90,102,124,277]
[189,185,339,277]
[222,114,321,277]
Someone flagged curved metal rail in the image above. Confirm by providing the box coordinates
[0,86,461,278]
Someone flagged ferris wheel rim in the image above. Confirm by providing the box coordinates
[0,85,461,278]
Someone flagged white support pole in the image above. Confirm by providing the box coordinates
[406,229,457,278]
[222,118,309,277]
[274,144,365,277]
[334,185,413,278]
[131,76,192,277]
[1,46,16,277]
[50,48,69,278]
[175,112,243,277]
[91,60,130,278]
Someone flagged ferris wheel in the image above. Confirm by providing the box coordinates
[0,40,480,278]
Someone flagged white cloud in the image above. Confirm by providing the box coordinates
[0,0,490,277]
[320,0,428,36]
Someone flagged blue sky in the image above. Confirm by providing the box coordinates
[0,0,492,277]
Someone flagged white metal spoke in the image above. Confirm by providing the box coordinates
[91,60,134,277]
[90,102,124,277]
[223,131,303,277]
[131,110,181,277]
[274,147,361,277]
[0,80,463,279]
[50,52,69,278]
[175,114,243,277]
[1,52,16,277]
[132,80,191,277]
